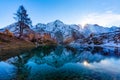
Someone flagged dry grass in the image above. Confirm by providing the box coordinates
[0,33,36,54]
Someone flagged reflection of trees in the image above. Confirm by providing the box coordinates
[91,46,103,54]
[101,47,120,57]
[12,52,32,80]
[88,46,120,57]
[114,47,120,56]
[32,46,56,57]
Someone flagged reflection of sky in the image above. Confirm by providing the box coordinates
[0,61,16,80]
[90,58,120,73]
[77,58,120,79]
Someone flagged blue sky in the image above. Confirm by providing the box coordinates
[0,0,120,28]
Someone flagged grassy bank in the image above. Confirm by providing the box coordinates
[0,33,36,55]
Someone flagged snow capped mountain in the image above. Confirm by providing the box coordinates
[0,23,18,33]
[32,20,120,41]
[82,24,120,36]
[0,22,34,36]
[1,20,119,36]
[0,20,119,43]
[32,20,82,42]
[33,20,82,32]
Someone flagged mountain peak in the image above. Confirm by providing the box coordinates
[83,24,101,28]
[53,20,64,24]
[47,20,65,27]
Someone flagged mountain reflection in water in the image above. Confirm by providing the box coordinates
[0,46,120,80]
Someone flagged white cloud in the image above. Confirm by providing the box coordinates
[80,11,120,27]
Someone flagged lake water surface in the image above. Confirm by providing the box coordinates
[0,46,120,80]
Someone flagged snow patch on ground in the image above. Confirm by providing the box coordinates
[103,42,120,47]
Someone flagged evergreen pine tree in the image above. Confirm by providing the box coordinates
[14,5,32,37]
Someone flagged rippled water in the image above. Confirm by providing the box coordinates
[0,46,120,80]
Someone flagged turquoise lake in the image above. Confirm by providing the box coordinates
[0,46,120,80]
